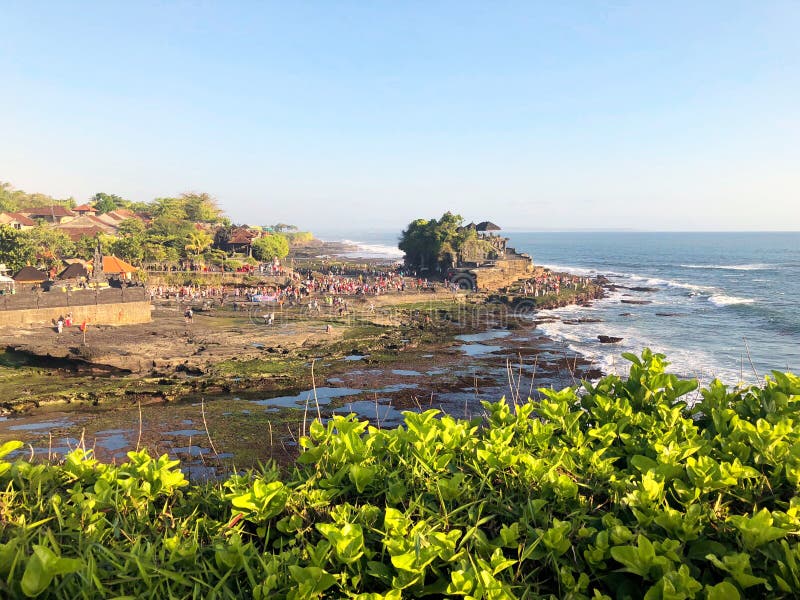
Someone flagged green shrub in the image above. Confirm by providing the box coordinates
[1,350,799,598]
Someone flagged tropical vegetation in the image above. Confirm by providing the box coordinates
[0,181,310,272]
[399,212,494,272]
[1,350,799,598]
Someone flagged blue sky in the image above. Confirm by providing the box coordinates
[1,2,798,231]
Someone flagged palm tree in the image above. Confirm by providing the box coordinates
[184,231,213,261]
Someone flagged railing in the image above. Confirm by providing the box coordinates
[0,287,148,311]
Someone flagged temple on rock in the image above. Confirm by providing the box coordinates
[453,222,534,291]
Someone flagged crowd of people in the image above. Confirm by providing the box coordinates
[518,273,592,297]
[146,265,594,322]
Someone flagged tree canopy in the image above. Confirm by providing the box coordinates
[91,192,127,214]
[251,234,289,261]
[398,212,492,271]
[0,181,75,213]
[0,226,36,271]
[0,181,306,272]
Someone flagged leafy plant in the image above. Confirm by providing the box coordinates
[1,350,799,598]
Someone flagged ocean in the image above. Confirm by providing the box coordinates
[329,231,800,385]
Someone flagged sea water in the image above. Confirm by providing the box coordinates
[513,232,799,384]
[339,231,799,385]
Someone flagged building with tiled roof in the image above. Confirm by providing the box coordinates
[17,205,76,224]
[0,212,37,230]
[73,204,97,215]
[225,227,263,254]
[102,255,137,280]
[93,213,124,228]
[59,226,109,242]
[56,215,117,234]
[106,208,137,220]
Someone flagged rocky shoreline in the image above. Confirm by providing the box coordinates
[0,267,606,471]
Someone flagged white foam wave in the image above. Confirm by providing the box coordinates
[529,291,752,383]
[681,263,774,271]
[708,295,756,307]
[538,264,605,277]
[618,274,716,294]
[337,239,405,259]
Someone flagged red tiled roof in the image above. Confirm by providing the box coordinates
[0,212,36,226]
[73,204,97,213]
[62,226,107,241]
[56,215,116,232]
[18,206,76,217]
[229,229,259,244]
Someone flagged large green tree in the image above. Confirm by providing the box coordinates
[91,192,127,214]
[74,234,100,261]
[398,212,495,271]
[398,212,467,271]
[184,230,214,261]
[27,226,75,271]
[0,225,35,271]
[0,181,74,212]
[182,192,222,223]
[251,234,289,261]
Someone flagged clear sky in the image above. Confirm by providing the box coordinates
[1,1,798,231]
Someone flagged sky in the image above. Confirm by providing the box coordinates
[1,1,798,232]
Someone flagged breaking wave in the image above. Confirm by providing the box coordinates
[708,295,756,307]
[680,263,775,271]
[337,240,405,259]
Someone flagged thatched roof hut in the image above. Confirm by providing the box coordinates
[58,262,89,280]
[13,266,48,283]
[475,221,501,232]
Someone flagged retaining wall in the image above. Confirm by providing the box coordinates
[472,256,534,291]
[0,301,152,328]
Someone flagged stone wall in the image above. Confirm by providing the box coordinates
[0,300,152,328]
[472,253,534,291]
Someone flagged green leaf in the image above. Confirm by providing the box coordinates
[705,581,741,600]
[21,545,81,598]
[0,440,23,459]
[287,566,337,595]
[349,464,376,493]
[728,509,786,550]
[610,535,658,578]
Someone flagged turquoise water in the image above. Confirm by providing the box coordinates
[342,231,799,384]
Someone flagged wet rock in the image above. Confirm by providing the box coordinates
[562,318,602,325]
[615,285,659,292]
[620,299,652,305]
[598,335,623,344]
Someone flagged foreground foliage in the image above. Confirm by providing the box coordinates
[1,350,800,598]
